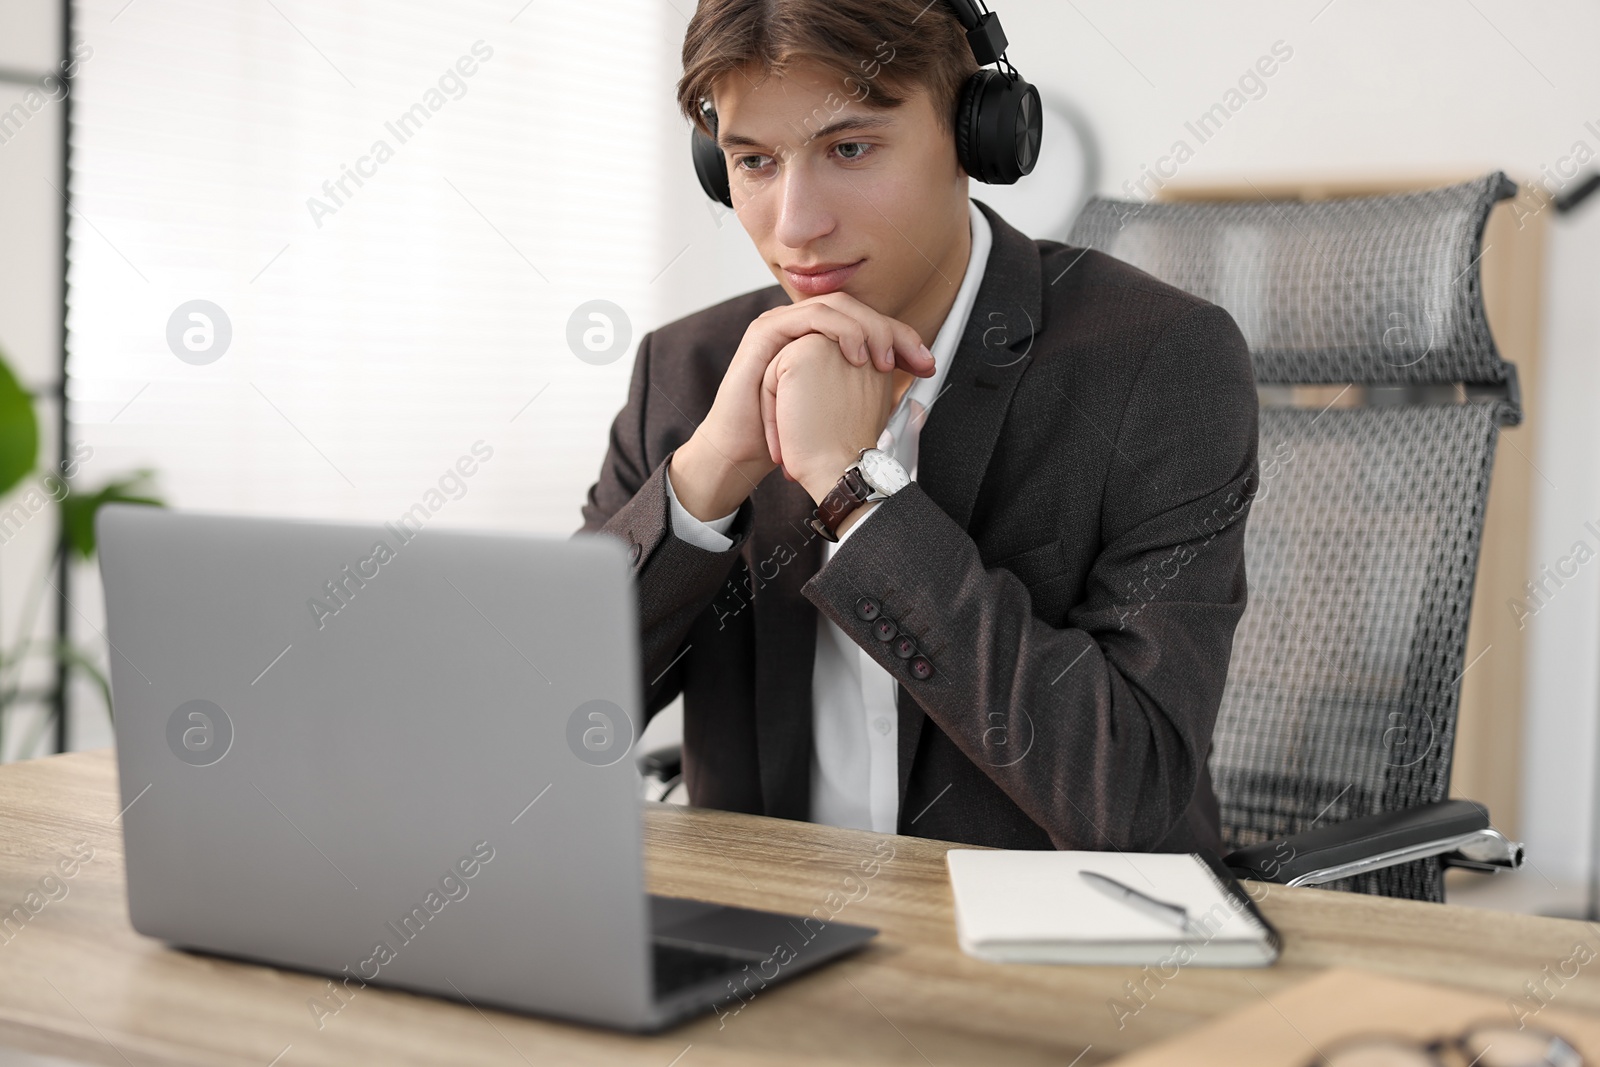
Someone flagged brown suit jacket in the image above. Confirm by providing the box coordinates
[579,199,1258,855]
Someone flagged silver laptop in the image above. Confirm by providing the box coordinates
[96,504,875,1032]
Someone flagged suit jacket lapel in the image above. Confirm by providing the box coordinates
[750,472,825,820]
[895,198,1044,821]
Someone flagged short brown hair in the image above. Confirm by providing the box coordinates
[676,0,980,141]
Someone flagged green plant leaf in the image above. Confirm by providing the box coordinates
[61,469,165,559]
[0,348,39,498]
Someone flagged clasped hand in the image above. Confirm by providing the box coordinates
[760,331,902,503]
[671,292,933,521]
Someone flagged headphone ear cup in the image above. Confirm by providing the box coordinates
[1007,81,1043,181]
[954,73,983,181]
[959,69,1043,185]
[691,126,732,207]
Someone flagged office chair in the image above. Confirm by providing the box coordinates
[1067,171,1527,902]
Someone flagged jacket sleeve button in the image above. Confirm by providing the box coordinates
[893,634,917,659]
[909,656,934,680]
[872,618,898,642]
[854,596,881,621]
[629,541,642,564]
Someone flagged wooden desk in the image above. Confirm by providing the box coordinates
[1,751,1596,1066]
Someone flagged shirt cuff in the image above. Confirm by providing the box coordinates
[665,462,739,552]
[833,498,882,546]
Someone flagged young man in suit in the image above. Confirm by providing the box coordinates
[580,0,1259,855]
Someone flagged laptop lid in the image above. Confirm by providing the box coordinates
[97,503,656,1029]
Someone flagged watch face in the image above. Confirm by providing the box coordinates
[858,449,910,495]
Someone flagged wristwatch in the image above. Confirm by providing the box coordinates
[808,447,911,542]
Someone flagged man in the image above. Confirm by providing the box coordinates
[580,0,1258,854]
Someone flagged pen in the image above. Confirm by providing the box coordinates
[1079,870,1203,938]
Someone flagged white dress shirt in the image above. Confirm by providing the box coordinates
[664,198,993,833]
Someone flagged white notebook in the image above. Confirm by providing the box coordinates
[946,849,1281,967]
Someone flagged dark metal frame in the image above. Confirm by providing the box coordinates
[55,0,74,755]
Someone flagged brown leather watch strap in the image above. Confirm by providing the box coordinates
[808,468,874,543]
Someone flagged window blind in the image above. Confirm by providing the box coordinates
[67,0,674,535]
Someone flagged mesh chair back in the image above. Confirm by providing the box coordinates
[1067,174,1521,901]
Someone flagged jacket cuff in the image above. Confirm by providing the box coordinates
[597,448,753,582]
[801,484,949,684]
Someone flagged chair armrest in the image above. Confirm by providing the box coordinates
[1223,799,1524,888]
[637,743,683,802]
[637,742,682,779]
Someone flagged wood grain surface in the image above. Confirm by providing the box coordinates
[0,750,1595,1066]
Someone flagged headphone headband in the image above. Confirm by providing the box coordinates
[940,0,1009,67]
[690,0,1041,206]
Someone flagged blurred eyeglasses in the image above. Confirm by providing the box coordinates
[1304,1021,1581,1067]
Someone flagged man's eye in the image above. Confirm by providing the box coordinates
[834,142,872,161]
[735,155,773,171]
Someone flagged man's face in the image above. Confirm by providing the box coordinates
[712,58,969,323]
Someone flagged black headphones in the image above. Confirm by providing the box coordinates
[690,0,1041,207]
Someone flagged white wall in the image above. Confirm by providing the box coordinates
[660,1,1600,884]
[1523,205,1600,887]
